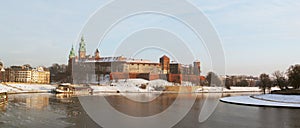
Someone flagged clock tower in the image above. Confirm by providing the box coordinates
[79,35,86,59]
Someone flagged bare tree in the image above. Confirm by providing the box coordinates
[206,72,222,87]
[259,73,272,94]
[225,77,232,89]
[273,70,288,90]
[287,65,300,89]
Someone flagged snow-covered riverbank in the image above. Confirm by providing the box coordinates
[90,79,277,93]
[0,83,56,93]
[252,94,300,103]
[220,94,300,108]
[198,86,280,93]
[0,79,280,94]
[91,79,173,93]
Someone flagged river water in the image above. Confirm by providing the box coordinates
[0,93,299,128]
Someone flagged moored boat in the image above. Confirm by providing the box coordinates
[54,83,93,95]
[0,92,8,104]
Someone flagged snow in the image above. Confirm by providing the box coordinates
[224,87,261,92]
[0,83,56,93]
[0,80,283,94]
[197,87,281,93]
[114,79,149,86]
[148,79,173,87]
[9,84,56,91]
[90,86,118,93]
[252,94,300,103]
[91,85,151,93]
[85,56,158,64]
[220,94,300,108]
[91,79,174,93]
[92,79,282,93]
[0,84,19,92]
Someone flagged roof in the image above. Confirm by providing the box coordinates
[126,59,159,64]
[84,56,159,64]
[69,46,76,58]
[160,55,170,59]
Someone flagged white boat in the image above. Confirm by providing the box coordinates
[0,92,8,104]
[55,84,93,95]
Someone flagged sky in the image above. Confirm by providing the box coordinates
[0,0,300,76]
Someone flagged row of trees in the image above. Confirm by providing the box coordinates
[206,72,255,89]
[204,64,300,94]
[205,72,243,89]
[48,63,68,83]
[259,64,300,94]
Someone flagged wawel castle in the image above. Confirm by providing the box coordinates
[67,36,202,85]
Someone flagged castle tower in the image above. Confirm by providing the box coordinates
[67,45,76,83]
[95,49,100,60]
[69,45,76,59]
[193,60,201,75]
[160,55,170,74]
[79,35,86,59]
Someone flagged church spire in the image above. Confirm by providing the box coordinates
[95,49,100,60]
[81,35,84,42]
[79,35,86,59]
[79,35,86,52]
[69,45,75,59]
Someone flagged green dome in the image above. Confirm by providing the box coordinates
[79,35,86,52]
[69,46,76,59]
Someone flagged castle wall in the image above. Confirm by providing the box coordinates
[127,63,161,74]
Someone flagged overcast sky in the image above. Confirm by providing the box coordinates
[0,0,300,76]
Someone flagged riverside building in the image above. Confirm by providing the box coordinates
[1,65,50,84]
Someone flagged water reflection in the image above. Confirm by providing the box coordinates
[9,94,50,110]
[104,93,180,117]
[0,104,6,112]
[0,93,298,128]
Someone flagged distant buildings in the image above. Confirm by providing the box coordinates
[222,75,259,87]
[0,63,50,84]
[31,67,50,84]
[67,36,202,85]
[0,61,4,82]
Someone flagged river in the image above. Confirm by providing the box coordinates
[0,93,299,128]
